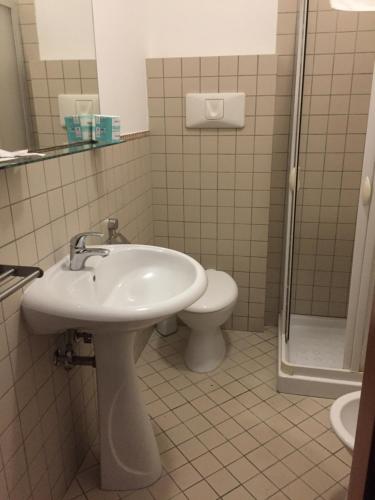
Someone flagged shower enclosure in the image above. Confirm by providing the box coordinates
[278,0,375,398]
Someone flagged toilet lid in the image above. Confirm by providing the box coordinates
[185,269,238,313]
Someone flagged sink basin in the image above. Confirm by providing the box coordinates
[22,244,207,335]
[22,244,207,491]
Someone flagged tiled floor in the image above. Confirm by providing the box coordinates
[63,327,352,500]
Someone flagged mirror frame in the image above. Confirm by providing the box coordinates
[1,0,33,149]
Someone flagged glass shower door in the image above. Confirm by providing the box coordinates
[281,0,309,343]
[285,0,375,369]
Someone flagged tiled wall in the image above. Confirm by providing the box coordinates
[17,0,99,148]
[147,55,278,332]
[145,1,375,326]
[291,3,375,317]
[0,135,153,499]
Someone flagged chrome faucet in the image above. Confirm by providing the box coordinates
[70,232,110,271]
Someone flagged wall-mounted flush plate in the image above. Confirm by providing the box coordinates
[58,94,99,126]
[186,92,245,129]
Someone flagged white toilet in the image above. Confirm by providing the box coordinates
[178,269,238,373]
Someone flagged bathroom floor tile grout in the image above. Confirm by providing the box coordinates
[63,327,351,500]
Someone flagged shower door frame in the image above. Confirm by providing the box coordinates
[280,0,309,342]
[343,64,375,372]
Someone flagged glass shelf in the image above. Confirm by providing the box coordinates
[0,140,121,170]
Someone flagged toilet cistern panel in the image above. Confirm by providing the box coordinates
[186,92,245,128]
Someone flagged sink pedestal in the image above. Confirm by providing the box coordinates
[94,330,162,490]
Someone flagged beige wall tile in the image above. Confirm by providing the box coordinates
[219,56,239,76]
[182,58,200,77]
[201,57,219,77]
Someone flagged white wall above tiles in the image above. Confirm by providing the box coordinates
[92,0,278,134]
[92,0,150,135]
[146,0,278,58]
[34,0,96,60]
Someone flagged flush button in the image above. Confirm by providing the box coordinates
[205,99,224,120]
[186,92,245,128]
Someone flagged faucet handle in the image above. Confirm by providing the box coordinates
[70,232,104,250]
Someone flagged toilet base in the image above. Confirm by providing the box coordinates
[184,326,226,373]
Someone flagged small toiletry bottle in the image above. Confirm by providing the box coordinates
[79,114,93,141]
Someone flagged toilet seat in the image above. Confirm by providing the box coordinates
[185,269,238,313]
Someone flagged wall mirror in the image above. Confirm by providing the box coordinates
[0,0,100,160]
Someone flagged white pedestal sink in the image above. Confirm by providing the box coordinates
[22,245,207,491]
